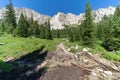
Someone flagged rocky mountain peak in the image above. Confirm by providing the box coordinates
[0,6,116,29]
[92,6,115,22]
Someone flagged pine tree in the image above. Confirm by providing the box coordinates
[113,5,120,38]
[45,20,53,40]
[114,5,120,18]
[40,25,45,39]
[4,0,16,33]
[97,15,109,41]
[81,2,95,46]
[15,13,29,37]
[28,15,34,36]
[33,21,39,37]
[101,5,120,51]
[69,27,75,42]
[102,16,120,51]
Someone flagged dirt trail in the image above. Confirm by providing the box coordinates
[41,43,120,80]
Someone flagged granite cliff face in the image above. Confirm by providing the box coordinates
[0,6,116,29]
[51,6,115,29]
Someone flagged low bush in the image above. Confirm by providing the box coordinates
[0,60,12,72]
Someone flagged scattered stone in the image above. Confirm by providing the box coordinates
[76,52,82,56]
[91,72,97,76]
[75,45,79,49]
[74,55,79,60]
[87,48,90,50]
[35,61,47,71]
[27,63,36,68]
[118,78,120,80]
[67,48,70,52]
[104,71,112,76]
[83,48,88,52]
[101,73,107,77]
[36,59,42,64]
[2,57,14,62]
[25,70,34,76]
[83,59,89,63]
[87,52,92,56]
[105,62,118,71]
[96,68,103,72]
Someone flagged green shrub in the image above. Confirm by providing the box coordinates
[70,48,76,52]
[102,38,120,51]
[102,52,120,62]
[0,60,12,72]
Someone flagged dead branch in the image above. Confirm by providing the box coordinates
[85,52,120,72]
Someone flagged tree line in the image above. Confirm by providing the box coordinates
[52,3,120,51]
[0,1,120,51]
[0,1,53,40]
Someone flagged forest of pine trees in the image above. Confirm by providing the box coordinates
[0,2,120,51]
[0,1,53,39]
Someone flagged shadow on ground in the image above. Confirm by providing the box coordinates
[0,45,48,80]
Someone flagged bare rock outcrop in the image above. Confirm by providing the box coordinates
[50,6,115,29]
[0,7,51,24]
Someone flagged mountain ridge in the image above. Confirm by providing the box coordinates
[0,6,116,29]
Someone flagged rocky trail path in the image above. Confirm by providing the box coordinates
[0,43,120,80]
[41,43,120,80]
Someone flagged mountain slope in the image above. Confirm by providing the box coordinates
[0,6,116,29]
[51,6,115,29]
[0,7,51,24]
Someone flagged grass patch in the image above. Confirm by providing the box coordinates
[0,37,62,59]
[64,40,84,51]
[102,52,120,62]
[70,48,76,52]
[64,40,120,62]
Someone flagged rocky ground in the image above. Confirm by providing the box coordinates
[40,43,120,80]
[0,43,120,80]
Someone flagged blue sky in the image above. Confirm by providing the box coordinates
[0,0,120,16]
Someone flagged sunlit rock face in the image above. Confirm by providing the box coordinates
[92,6,115,22]
[50,6,115,29]
[0,7,51,24]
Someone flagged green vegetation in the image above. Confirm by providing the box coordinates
[4,0,16,33]
[0,60,12,72]
[81,2,95,46]
[102,51,120,62]
[15,13,29,37]
[0,37,62,59]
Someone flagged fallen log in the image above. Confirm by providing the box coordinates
[71,62,91,75]
[85,52,120,72]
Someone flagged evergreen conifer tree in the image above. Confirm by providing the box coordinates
[4,0,16,33]
[40,25,45,39]
[15,13,29,37]
[81,2,95,46]
[33,21,39,37]
[45,20,53,40]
